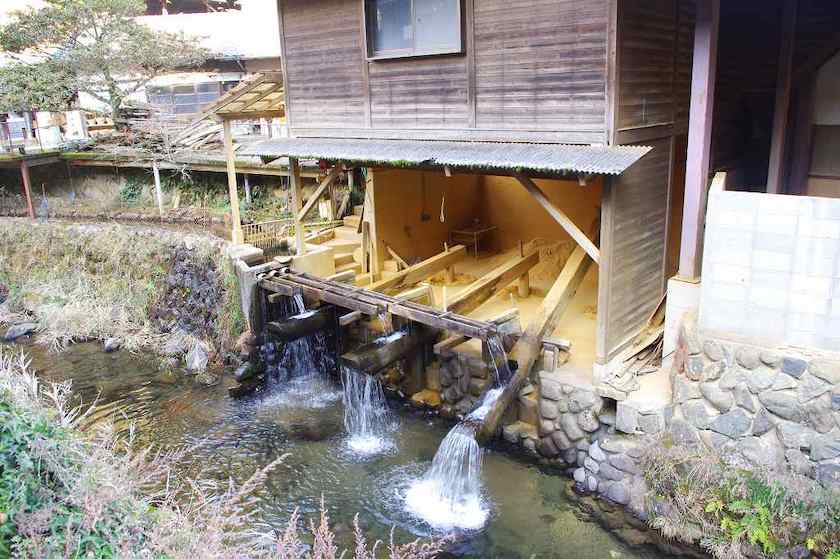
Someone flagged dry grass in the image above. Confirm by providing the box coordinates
[0,219,236,353]
[0,348,450,558]
[640,438,840,559]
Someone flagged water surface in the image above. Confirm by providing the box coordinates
[21,342,669,559]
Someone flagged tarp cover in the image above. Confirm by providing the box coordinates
[240,137,652,176]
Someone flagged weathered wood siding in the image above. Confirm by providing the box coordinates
[596,138,671,363]
[368,56,470,129]
[279,0,609,142]
[281,0,367,129]
[614,0,694,137]
[473,0,608,133]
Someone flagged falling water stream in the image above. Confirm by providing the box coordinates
[404,335,513,531]
[341,366,397,455]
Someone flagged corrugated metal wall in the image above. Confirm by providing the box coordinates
[597,137,671,363]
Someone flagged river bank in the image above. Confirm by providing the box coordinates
[0,219,243,372]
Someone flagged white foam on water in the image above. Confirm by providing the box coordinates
[404,477,489,531]
[403,422,489,531]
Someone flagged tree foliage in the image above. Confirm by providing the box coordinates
[0,0,209,120]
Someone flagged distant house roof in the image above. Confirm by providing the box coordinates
[204,72,284,120]
[239,137,652,176]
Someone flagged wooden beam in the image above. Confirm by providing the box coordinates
[384,242,409,270]
[514,174,600,264]
[447,250,540,316]
[222,120,243,243]
[766,0,797,195]
[678,0,719,281]
[478,244,594,442]
[369,245,467,292]
[19,161,35,219]
[289,157,306,255]
[297,165,340,222]
[339,310,364,327]
[434,334,470,355]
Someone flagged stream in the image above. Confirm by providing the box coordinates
[18,342,671,559]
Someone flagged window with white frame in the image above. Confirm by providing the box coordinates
[365,0,462,59]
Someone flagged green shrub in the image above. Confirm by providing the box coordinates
[118,176,146,204]
[642,439,840,559]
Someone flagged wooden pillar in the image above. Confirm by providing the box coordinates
[365,169,381,275]
[766,0,797,195]
[222,119,243,244]
[289,156,306,255]
[20,161,35,219]
[788,78,816,196]
[678,0,720,281]
[152,161,164,218]
[517,274,531,298]
[244,173,252,205]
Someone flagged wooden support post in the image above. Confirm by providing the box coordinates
[244,174,252,205]
[370,245,467,292]
[364,171,381,276]
[152,162,164,218]
[517,274,531,298]
[514,174,600,264]
[297,165,340,222]
[766,0,797,195]
[20,161,35,219]
[222,119,243,244]
[447,250,540,316]
[478,244,594,442]
[289,157,306,255]
[678,0,719,281]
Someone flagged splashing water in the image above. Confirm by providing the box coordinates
[404,422,488,530]
[404,335,511,530]
[264,330,340,408]
[292,293,306,313]
[341,367,396,455]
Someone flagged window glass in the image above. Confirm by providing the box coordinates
[414,0,460,52]
[368,0,412,54]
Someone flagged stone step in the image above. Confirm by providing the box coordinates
[343,214,361,228]
[334,225,361,241]
[352,204,364,216]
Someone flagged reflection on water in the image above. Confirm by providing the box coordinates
[20,342,669,559]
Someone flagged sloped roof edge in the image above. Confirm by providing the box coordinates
[239,137,651,175]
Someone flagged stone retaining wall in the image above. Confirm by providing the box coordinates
[669,320,840,485]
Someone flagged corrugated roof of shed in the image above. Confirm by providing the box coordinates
[240,137,652,175]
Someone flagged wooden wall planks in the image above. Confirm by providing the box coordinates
[473,0,609,133]
[597,137,671,362]
[280,0,611,141]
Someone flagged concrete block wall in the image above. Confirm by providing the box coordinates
[701,190,840,351]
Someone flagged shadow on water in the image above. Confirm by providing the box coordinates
[15,340,672,559]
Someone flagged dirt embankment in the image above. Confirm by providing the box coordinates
[0,218,244,362]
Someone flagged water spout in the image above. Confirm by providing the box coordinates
[404,334,512,531]
[341,367,396,455]
[404,422,488,530]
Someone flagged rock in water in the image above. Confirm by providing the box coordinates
[103,338,121,353]
[195,370,220,387]
[4,322,37,341]
[185,342,210,373]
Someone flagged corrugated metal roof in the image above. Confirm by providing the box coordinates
[239,138,652,175]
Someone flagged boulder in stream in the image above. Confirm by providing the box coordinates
[4,322,38,341]
[103,338,122,353]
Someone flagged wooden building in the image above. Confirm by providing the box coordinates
[233,0,840,435]
[238,0,701,416]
